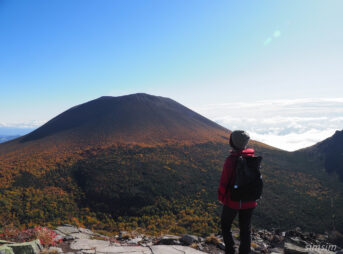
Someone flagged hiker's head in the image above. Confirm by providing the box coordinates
[229,130,250,151]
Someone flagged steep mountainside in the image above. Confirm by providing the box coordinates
[301,130,343,181]
[0,94,342,235]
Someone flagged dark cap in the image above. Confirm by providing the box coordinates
[230,130,250,150]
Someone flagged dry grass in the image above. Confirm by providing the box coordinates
[205,234,220,245]
[190,242,198,249]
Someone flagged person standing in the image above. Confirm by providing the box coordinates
[218,130,257,254]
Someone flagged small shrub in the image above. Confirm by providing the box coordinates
[190,242,198,249]
[0,226,62,247]
[34,226,62,247]
[0,227,35,242]
[205,234,220,245]
[251,242,259,249]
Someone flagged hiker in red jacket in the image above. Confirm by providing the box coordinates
[218,130,257,254]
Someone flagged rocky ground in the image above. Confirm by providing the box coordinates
[1,224,342,254]
[47,225,343,254]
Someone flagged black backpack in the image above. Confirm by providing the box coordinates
[229,155,263,202]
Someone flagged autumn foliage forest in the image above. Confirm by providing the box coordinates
[0,140,342,236]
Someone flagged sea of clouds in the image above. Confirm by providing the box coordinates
[195,98,343,151]
[0,120,41,135]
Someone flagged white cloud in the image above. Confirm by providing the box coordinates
[248,129,336,151]
[194,98,343,151]
[0,120,45,129]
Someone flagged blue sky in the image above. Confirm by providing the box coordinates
[1,0,343,150]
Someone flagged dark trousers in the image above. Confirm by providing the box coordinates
[221,205,254,254]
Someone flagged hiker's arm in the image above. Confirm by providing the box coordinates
[218,156,232,204]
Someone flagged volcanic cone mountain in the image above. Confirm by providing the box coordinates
[17,93,228,146]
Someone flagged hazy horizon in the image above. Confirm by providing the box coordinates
[1,94,342,151]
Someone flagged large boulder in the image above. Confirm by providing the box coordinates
[0,245,14,254]
[180,235,199,245]
[56,226,79,235]
[4,240,42,254]
[156,235,181,245]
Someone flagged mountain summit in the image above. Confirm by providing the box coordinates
[16,93,228,146]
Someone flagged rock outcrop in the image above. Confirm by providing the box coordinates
[1,224,342,254]
[0,240,42,254]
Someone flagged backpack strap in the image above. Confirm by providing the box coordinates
[225,155,240,195]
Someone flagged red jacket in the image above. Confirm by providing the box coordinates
[218,148,257,209]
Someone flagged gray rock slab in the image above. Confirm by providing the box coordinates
[79,250,95,254]
[96,246,151,253]
[70,239,207,254]
[70,233,92,240]
[56,226,79,235]
[48,247,63,253]
[70,239,111,250]
[78,228,94,235]
[150,245,207,254]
